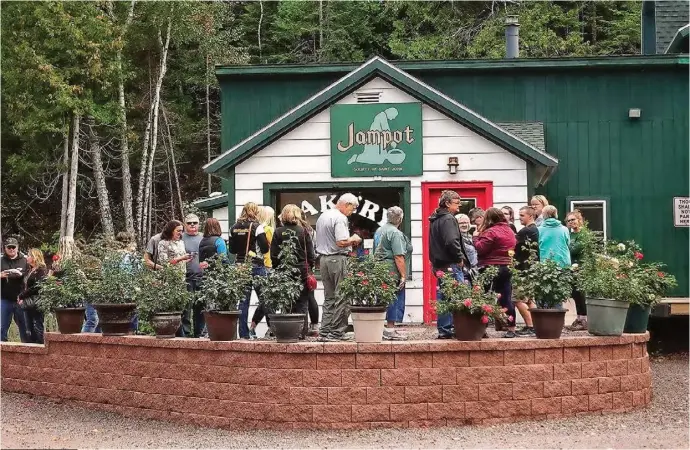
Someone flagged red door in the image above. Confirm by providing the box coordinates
[421,182,493,324]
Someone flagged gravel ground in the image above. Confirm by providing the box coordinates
[2,354,687,449]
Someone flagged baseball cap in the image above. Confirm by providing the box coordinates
[184,214,200,224]
[4,237,18,247]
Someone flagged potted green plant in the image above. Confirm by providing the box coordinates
[523,259,574,339]
[136,264,191,338]
[338,256,397,343]
[38,258,87,334]
[255,237,305,343]
[195,255,253,341]
[623,260,677,334]
[90,251,140,336]
[578,240,635,336]
[434,267,508,341]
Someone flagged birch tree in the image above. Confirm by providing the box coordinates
[60,114,81,260]
[85,118,115,239]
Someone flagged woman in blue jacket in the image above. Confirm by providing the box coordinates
[537,205,571,267]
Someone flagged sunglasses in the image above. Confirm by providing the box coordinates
[5,246,16,250]
[186,222,198,226]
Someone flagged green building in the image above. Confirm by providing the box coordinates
[201,7,689,323]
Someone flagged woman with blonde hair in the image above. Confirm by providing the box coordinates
[17,249,48,344]
[566,210,588,330]
[230,202,270,339]
[248,206,277,339]
[530,195,549,226]
[294,209,320,335]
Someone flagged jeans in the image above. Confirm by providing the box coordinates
[178,277,205,338]
[24,308,45,344]
[435,264,465,338]
[1,299,29,342]
[81,303,101,333]
[239,266,266,339]
[319,255,349,338]
[573,288,587,316]
[386,288,406,323]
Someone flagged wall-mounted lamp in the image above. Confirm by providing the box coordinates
[447,156,459,175]
[628,108,641,119]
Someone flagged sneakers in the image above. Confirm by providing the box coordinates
[568,318,588,331]
[307,324,319,337]
[318,333,343,342]
[383,329,405,341]
[516,326,536,337]
[437,334,453,340]
[248,328,257,340]
[503,331,517,338]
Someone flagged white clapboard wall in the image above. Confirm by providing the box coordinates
[219,77,528,333]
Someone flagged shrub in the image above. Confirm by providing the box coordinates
[38,259,88,313]
[255,232,304,314]
[195,255,253,311]
[434,266,509,324]
[338,256,397,307]
[136,264,191,322]
[88,251,143,305]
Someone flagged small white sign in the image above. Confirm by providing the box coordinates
[674,197,690,227]
[363,239,374,249]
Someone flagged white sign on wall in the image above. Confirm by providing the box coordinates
[673,197,690,227]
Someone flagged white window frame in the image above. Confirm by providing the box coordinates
[568,198,608,240]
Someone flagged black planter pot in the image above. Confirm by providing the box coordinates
[54,307,85,334]
[204,310,240,341]
[92,303,136,336]
[529,308,568,339]
[624,303,652,334]
[268,313,306,343]
[151,311,182,338]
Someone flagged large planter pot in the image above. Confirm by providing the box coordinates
[624,303,652,334]
[350,306,387,343]
[54,307,85,334]
[151,311,182,338]
[529,308,568,339]
[586,298,630,336]
[92,303,136,336]
[204,310,240,341]
[452,311,487,341]
[268,313,306,343]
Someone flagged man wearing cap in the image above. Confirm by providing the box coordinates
[1,238,29,342]
[180,213,204,337]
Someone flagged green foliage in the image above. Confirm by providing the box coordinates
[195,255,252,311]
[510,244,574,309]
[434,266,508,323]
[136,263,191,322]
[338,256,398,308]
[255,231,303,314]
[88,250,142,305]
[38,258,88,312]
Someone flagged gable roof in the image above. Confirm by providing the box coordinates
[656,0,690,54]
[496,122,545,152]
[666,24,690,53]
[204,56,558,181]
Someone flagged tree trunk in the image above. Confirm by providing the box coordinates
[140,12,172,243]
[161,103,184,221]
[59,125,70,240]
[258,0,263,60]
[60,114,81,260]
[206,53,212,195]
[319,0,323,60]
[86,118,115,239]
[117,0,136,236]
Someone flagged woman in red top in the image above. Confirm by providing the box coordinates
[473,208,518,338]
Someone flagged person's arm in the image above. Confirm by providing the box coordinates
[473,228,495,256]
[441,217,464,263]
[270,232,281,268]
[334,219,361,248]
[256,227,270,255]
[305,231,316,270]
[215,238,227,255]
[143,252,161,270]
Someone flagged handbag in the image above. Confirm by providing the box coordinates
[19,295,38,310]
[303,229,317,291]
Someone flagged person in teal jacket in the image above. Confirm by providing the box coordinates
[537,205,571,267]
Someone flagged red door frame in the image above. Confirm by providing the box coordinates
[421,181,494,324]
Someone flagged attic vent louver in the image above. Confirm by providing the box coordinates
[354,90,382,104]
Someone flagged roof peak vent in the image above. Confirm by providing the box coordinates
[354,90,382,104]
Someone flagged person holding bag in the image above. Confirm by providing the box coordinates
[17,249,48,344]
[270,204,315,339]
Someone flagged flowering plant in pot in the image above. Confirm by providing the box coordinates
[434,266,508,341]
[337,256,397,343]
[38,258,88,334]
[89,251,142,336]
[254,235,306,343]
[136,264,191,338]
[195,255,253,341]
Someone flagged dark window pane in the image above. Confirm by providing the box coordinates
[458,198,477,216]
[572,202,605,235]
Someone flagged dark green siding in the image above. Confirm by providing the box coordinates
[218,63,689,296]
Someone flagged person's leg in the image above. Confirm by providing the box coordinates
[1,299,14,342]
[329,256,350,339]
[29,309,44,344]
[386,288,405,328]
[435,274,454,338]
[177,280,194,337]
[81,303,99,333]
[319,257,337,336]
[574,288,587,318]
[514,301,533,327]
[190,279,204,338]
[13,303,29,343]
[308,290,319,325]
[292,286,310,338]
[494,266,516,336]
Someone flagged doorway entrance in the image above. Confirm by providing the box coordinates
[421,182,493,324]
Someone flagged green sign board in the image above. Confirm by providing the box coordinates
[330,102,423,177]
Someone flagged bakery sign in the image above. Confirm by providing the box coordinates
[330,102,423,177]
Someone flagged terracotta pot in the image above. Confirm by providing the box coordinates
[151,311,182,338]
[92,303,136,336]
[350,306,387,343]
[452,311,487,341]
[529,308,568,339]
[204,310,240,341]
[268,313,306,343]
[54,307,85,334]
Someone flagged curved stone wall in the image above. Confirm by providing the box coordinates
[1,332,651,430]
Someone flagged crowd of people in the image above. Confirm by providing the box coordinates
[0,190,587,343]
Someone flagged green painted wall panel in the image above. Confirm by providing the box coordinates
[217,65,689,295]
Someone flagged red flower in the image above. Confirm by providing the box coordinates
[473,285,481,292]
[657,272,665,278]
[362,280,369,285]
[52,254,61,262]
[363,250,369,255]
[356,272,364,277]
[634,252,644,260]
[508,315,514,322]
[436,270,445,278]
[481,315,489,324]
[381,283,388,289]
[463,299,472,307]
[481,304,493,313]
[496,293,502,299]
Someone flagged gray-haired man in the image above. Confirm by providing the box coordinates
[316,193,362,341]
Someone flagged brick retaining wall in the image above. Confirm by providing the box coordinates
[1,332,651,430]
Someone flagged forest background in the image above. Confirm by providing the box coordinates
[1,0,642,252]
